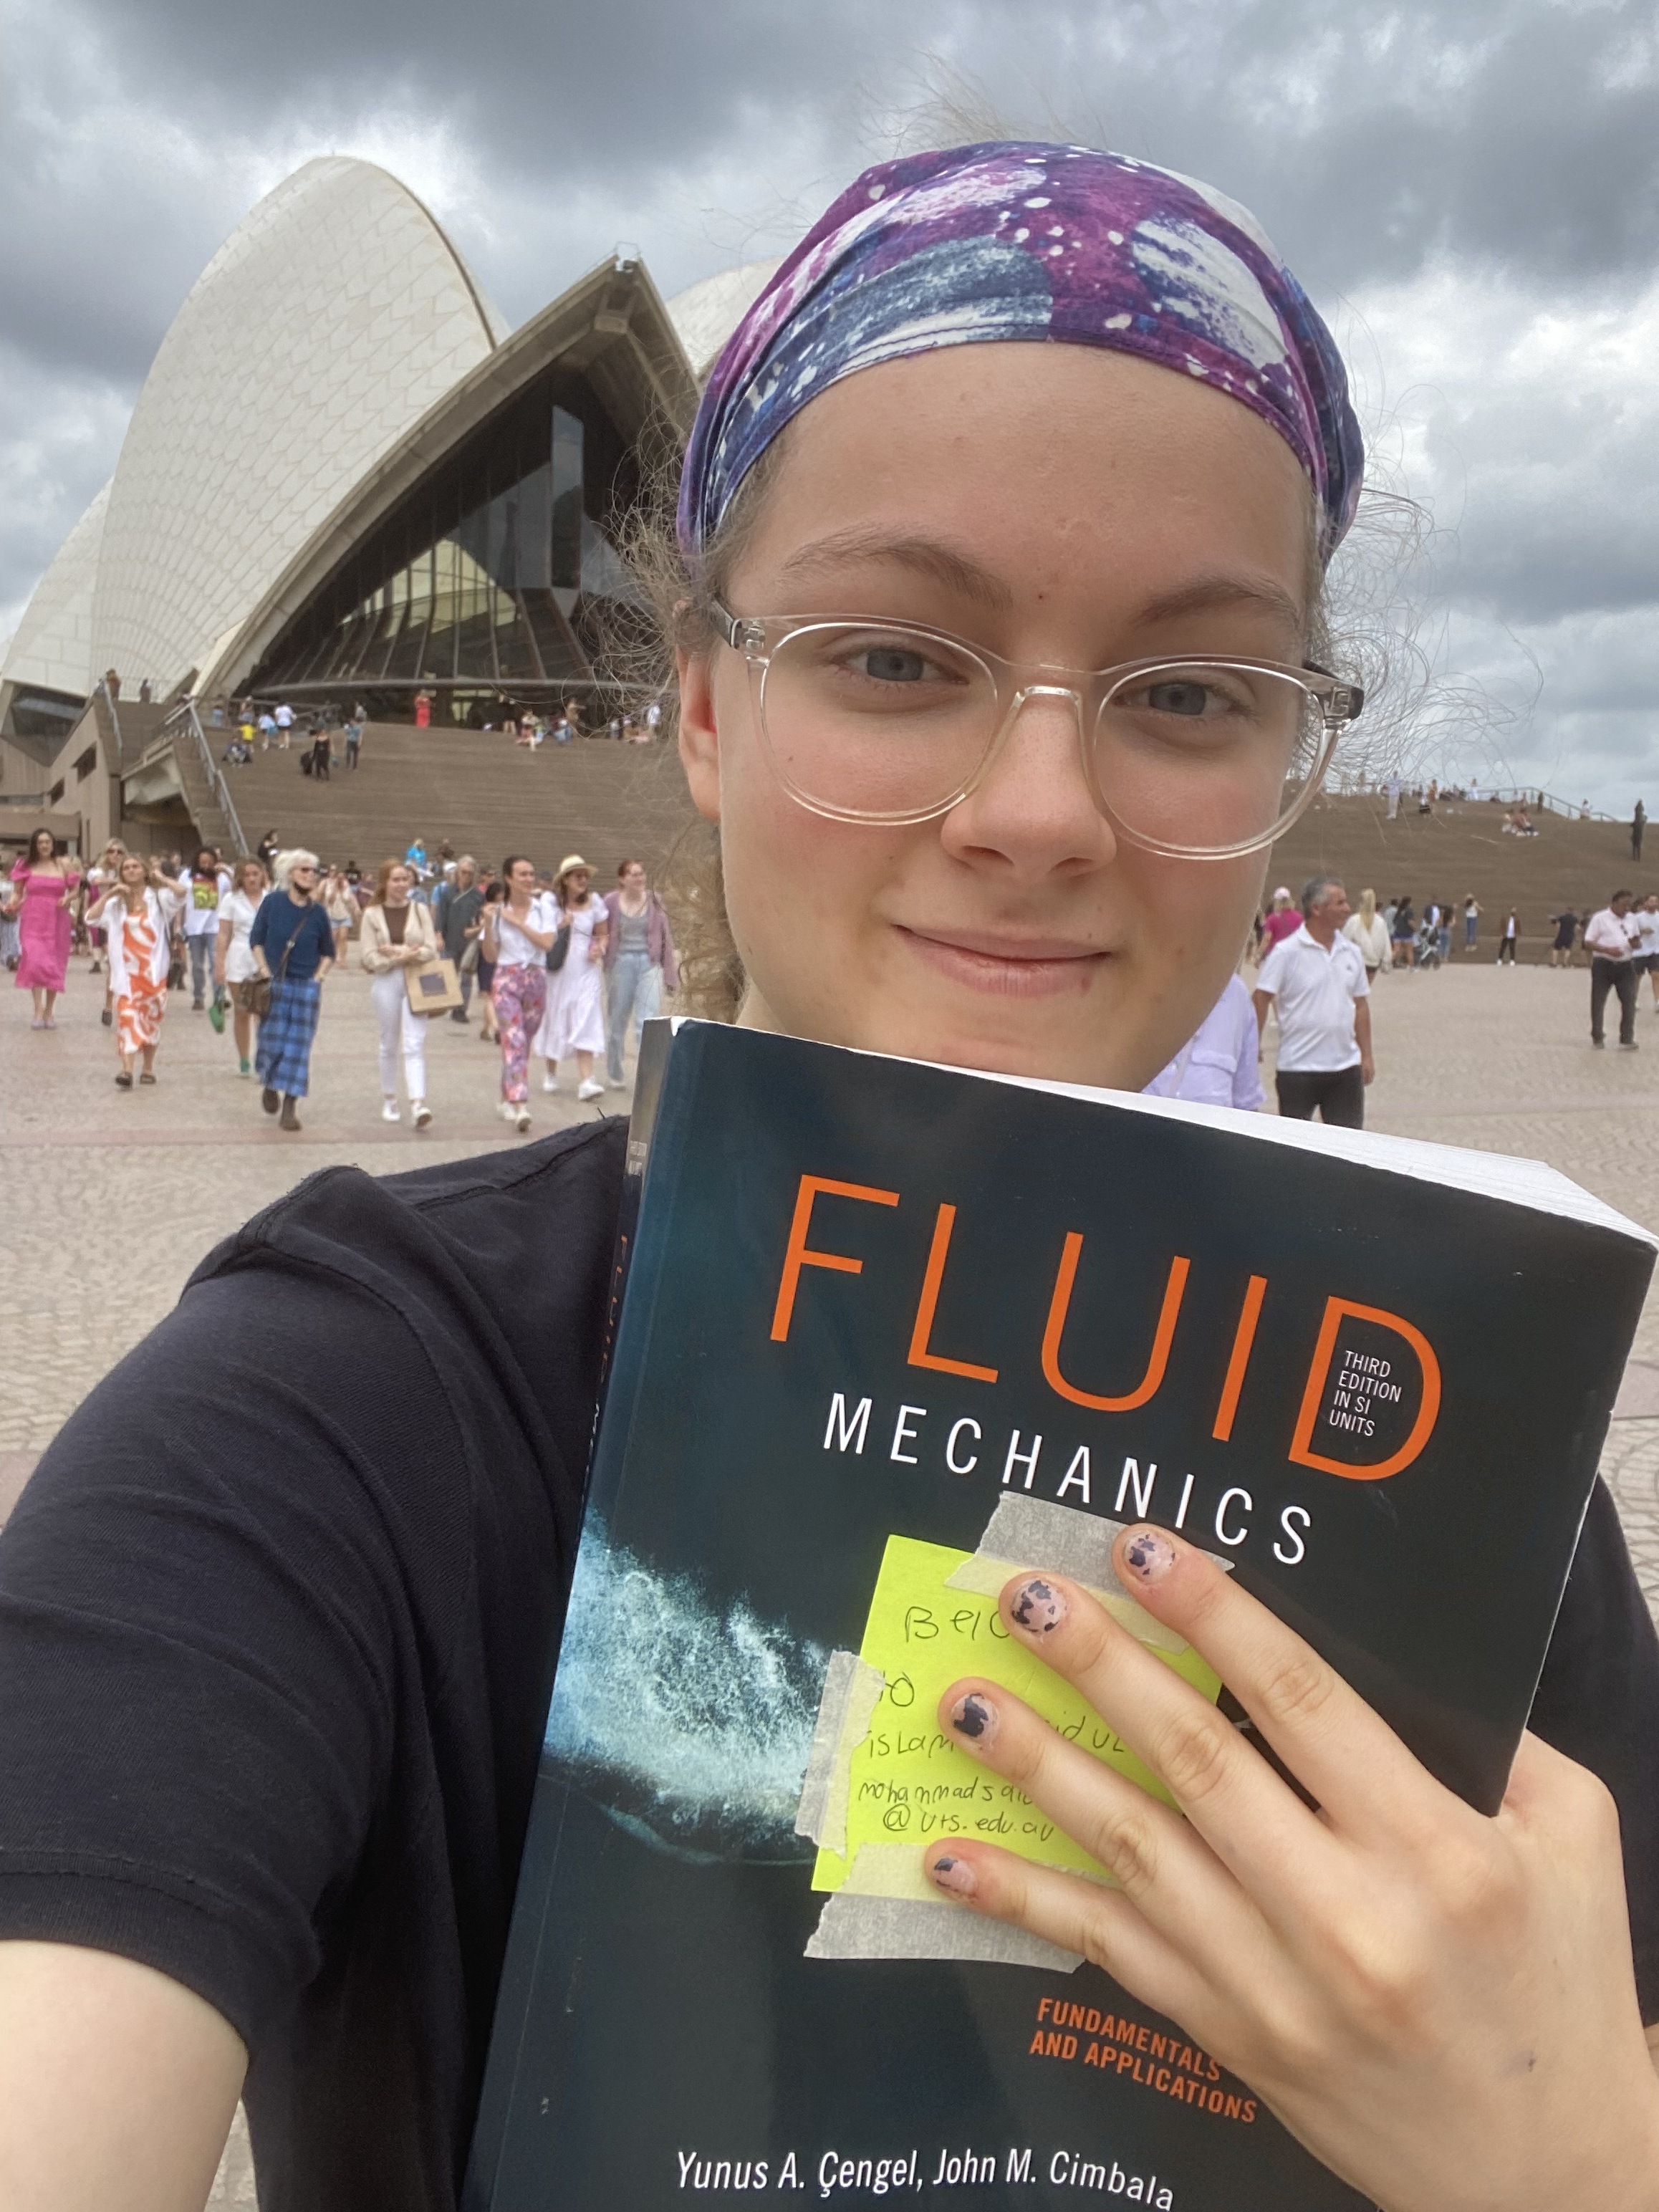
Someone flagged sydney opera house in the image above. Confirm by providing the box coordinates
[0,158,772,850]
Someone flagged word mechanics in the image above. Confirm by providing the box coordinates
[771,1174,1445,1568]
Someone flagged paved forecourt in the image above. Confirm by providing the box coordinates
[3,952,1658,2205]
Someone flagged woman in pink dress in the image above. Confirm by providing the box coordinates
[7,827,81,1027]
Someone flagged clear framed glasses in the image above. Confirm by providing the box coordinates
[712,602,1363,860]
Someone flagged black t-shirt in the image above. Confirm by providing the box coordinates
[0,1117,1655,2212]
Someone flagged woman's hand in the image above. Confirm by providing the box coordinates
[925,1530,1659,2212]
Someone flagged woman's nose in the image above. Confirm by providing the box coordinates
[938,687,1116,880]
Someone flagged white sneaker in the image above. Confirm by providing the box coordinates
[498,1100,519,1123]
[577,1077,605,1101]
[382,1100,401,1122]
[542,1072,560,1093]
[413,1102,432,1130]
[516,1107,532,1133]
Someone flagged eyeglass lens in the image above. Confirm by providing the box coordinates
[756,623,1328,850]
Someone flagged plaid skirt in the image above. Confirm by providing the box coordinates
[256,976,321,1097]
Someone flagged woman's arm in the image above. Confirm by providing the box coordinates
[925,1534,1659,2212]
[0,1941,244,2212]
[85,890,115,924]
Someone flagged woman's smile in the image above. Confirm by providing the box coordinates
[892,922,1110,997]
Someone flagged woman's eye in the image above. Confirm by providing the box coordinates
[857,645,931,683]
[1144,680,1216,716]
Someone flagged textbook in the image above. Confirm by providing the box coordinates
[465,1020,1653,2212]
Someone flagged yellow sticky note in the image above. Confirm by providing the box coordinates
[811,1536,1221,1895]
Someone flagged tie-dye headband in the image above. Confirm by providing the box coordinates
[678,141,1363,562]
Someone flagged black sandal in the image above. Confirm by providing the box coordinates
[138,1072,157,1085]
[115,1070,133,1088]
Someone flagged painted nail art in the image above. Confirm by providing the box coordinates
[1122,1528,1177,1585]
[948,1691,999,1744]
[930,1854,978,1900]
[1009,1576,1067,1634]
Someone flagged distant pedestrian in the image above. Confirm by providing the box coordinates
[1637,893,1659,1011]
[179,845,229,1011]
[1496,909,1519,965]
[256,829,279,870]
[1341,887,1391,978]
[440,857,484,1024]
[1253,875,1374,1128]
[214,857,269,1077]
[413,690,432,730]
[309,724,332,782]
[1584,891,1640,1050]
[602,859,678,1087]
[86,853,184,1087]
[249,850,334,1129]
[358,860,437,1129]
[1390,896,1416,970]
[1632,799,1645,862]
[8,827,80,1028]
[274,701,294,749]
[1144,972,1263,1111]
[483,855,556,1133]
[1549,908,1579,969]
[322,868,357,965]
[1385,774,1401,820]
[1463,895,1480,950]
[1259,885,1301,957]
[345,704,366,769]
[535,856,607,1100]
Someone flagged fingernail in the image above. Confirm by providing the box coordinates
[948,1691,999,1744]
[1009,1576,1067,1634]
[1121,1528,1177,1585]
[929,1853,978,1899]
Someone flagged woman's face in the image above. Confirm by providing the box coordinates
[31,832,54,862]
[508,860,537,896]
[622,863,647,893]
[567,870,590,900]
[386,866,413,903]
[679,344,1314,1089]
[119,858,147,894]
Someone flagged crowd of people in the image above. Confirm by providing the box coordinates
[3,830,679,1130]
[207,692,668,768]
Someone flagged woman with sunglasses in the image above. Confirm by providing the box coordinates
[248,847,333,1131]
[1,143,1655,2212]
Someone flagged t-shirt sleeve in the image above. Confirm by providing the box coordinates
[1254,944,1284,996]
[1528,1479,1659,2024]
[0,1259,469,2046]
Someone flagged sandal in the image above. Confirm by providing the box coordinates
[115,1070,133,1089]
[139,1072,157,1085]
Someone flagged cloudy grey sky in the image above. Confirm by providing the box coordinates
[4,0,1658,804]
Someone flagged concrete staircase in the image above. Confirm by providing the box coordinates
[1271,793,1648,962]
[210,724,695,878]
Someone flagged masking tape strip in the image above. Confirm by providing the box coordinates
[794,1649,885,1856]
[805,1890,1084,1971]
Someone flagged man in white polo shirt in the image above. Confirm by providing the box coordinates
[1253,875,1374,1127]
[1584,889,1640,1049]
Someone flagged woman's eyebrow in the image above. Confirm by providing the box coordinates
[1134,574,1306,631]
[774,530,1014,610]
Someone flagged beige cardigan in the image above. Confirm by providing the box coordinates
[358,900,438,974]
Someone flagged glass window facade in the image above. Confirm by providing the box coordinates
[246,366,649,723]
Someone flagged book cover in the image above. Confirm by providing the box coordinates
[465,1019,1653,2212]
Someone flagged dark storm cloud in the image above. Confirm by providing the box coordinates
[4,0,1658,799]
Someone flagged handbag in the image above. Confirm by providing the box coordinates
[546,920,572,974]
[405,956,464,1017]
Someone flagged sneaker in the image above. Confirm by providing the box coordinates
[101,1007,112,1027]
[607,1075,625,1090]
[498,1100,519,1123]
[382,1100,402,1122]
[262,1085,281,1112]
[1620,1039,1640,1051]
[542,1073,560,1093]
[516,1107,532,1133]
[448,1009,469,1024]
[577,1077,605,1101]
[1592,1038,1606,1049]
[239,1057,251,1077]
[413,1102,433,1129]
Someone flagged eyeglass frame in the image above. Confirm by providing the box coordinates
[710,599,1364,861]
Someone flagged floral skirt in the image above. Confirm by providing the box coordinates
[117,975,166,1054]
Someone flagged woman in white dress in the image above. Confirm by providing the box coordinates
[535,853,608,1100]
[213,857,269,1077]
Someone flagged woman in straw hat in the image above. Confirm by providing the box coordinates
[534,852,608,1101]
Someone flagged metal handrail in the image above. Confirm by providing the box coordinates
[168,700,246,857]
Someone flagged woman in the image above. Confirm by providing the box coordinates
[1,143,1655,2212]
[322,867,358,966]
[85,851,184,1086]
[474,874,503,1042]
[1498,908,1521,965]
[7,827,80,1027]
[1390,894,1418,969]
[534,854,607,1100]
[358,859,438,1128]
[601,858,679,1087]
[1342,886,1392,978]
[483,853,556,1130]
[214,856,269,1076]
[83,837,125,980]
[249,847,333,1131]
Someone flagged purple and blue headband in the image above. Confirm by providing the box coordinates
[678,141,1363,562]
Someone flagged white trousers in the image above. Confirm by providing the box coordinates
[371,968,427,1102]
